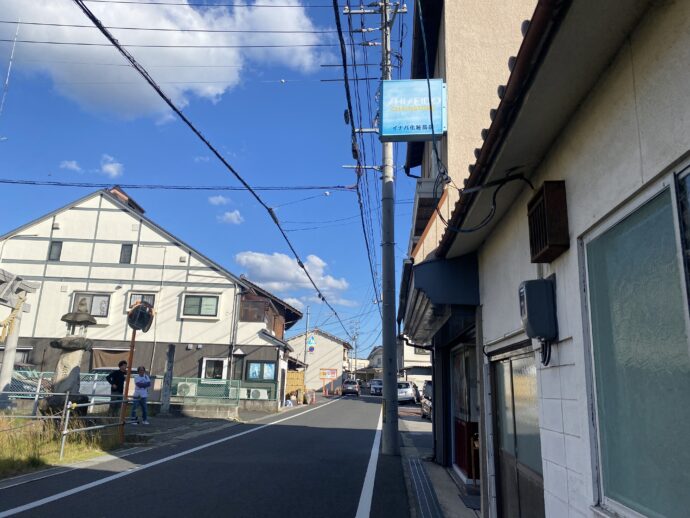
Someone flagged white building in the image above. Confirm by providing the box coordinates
[397,338,432,386]
[287,328,351,391]
[0,187,302,405]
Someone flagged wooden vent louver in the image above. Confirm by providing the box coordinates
[527,181,569,263]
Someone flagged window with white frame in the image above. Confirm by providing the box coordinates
[201,357,227,381]
[129,293,155,308]
[182,294,218,317]
[586,181,690,516]
[73,292,110,318]
[246,361,276,381]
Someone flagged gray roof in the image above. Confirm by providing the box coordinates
[287,327,352,350]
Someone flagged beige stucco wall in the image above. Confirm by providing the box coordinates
[476,1,690,515]
[411,0,536,262]
[287,332,348,390]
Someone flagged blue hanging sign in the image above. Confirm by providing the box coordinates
[379,79,447,142]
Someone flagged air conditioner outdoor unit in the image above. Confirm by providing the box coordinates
[248,388,269,400]
[228,387,245,400]
[177,382,197,397]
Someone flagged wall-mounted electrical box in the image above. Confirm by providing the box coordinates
[519,279,558,341]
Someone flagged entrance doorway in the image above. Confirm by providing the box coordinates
[451,346,479,481]
[493,351,544,518]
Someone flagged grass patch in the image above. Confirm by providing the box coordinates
[0,415,121,479]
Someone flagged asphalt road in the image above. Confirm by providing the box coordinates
[0,396,410,518]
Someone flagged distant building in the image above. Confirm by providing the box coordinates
[287,328,351,391]
[397,337,431,387]
[367,346,383,370]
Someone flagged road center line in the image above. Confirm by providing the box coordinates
[0,398,342,518]
[355,408,383,518]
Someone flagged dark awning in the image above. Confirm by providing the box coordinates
[400,254,479,344]
[413,254,479,306]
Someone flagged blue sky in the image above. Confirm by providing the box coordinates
[0,0,415,356]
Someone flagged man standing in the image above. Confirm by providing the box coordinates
[130,366,151,425]
[106,360,127,417]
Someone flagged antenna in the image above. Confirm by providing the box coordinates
[0,19,20,142]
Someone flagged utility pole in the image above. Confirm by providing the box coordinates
[351,322,359,380]
[342,0,401,456]
[303,306,310,367]
[379,0,399,456]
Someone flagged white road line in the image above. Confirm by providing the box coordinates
[0,447,153,491]
[355,409,383,518]
[0,398,342,518]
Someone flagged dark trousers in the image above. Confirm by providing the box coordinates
[108,392,124,416]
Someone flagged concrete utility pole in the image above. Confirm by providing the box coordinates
[303,306,310,367]
[379,0,399,456]
[343,0,401,455]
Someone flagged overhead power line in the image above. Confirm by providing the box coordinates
[0,179,355,191]
[83,0,333,6]
[332,0,382,315]
[70,0,354,342]
[0,19,338,34]
[0,38,347,49]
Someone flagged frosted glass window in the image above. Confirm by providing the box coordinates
[494,360,515,456]
[587,190,690,516]
[512,356,542,475]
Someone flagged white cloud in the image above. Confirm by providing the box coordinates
[2,0,331,117]
[59,160,81,172]
[100,154,124,178]
[283,297,304,310]
[194,156,210,163]
[208,195,229,206]
[218,210,244,225]
[235,251,352,306]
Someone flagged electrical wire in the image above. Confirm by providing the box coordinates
[0,38,347,49]
[0,19,339,34]
[332,0,382,316]
[0,178,355,191]
[83,0,333,7]
[71,0,354,341]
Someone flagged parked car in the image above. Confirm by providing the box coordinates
[342,379,360,396]
[421,393,432,420]
[79,368,114,405]
[369,378,383,396]
[397,381,417,404]
[422,380,432,400]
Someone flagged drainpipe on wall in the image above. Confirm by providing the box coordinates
[228,285,243,382]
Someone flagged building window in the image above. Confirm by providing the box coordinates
[240,299,265,322]
[587,188,690,516]
[129,293,155,308]
[414,347,430,355]
[48,241,62,261]
[201,357,227,381]
[73,292,110,318]
[119,244,133,264]
[246,361,276,381]
[182,295,218,317]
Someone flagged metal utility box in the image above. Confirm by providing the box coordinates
[519,279,558,341]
